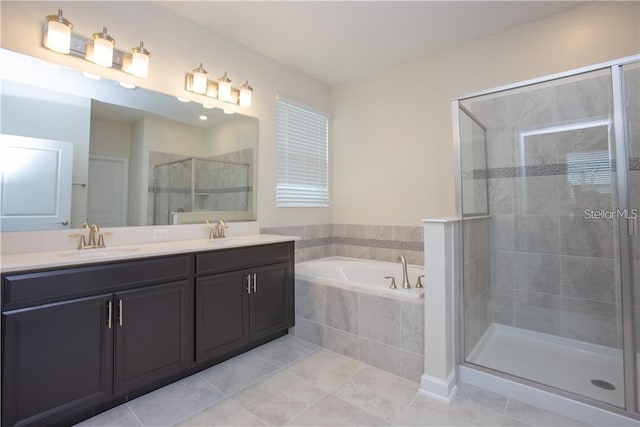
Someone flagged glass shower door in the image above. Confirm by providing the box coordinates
[459,67,626,408]
[622,61,640,412]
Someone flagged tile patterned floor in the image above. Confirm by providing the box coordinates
[76,335,589,427]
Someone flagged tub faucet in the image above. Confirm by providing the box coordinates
[399,255,411,289]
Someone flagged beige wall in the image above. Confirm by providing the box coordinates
[2,2,639,231]
[332,2,640,226]
[89,117,132,159]
[0,1,333,228]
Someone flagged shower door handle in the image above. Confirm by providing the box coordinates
[628,217,638,236]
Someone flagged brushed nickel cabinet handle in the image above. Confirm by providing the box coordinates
[252,273,257,293]
[107,301,112,329]
[118,300,123,326]
[246,274,252,294]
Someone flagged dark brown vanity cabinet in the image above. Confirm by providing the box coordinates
[195,243,294,364]
[1,242,294,427]
[114,280,192,395]
[1,255,193,427]
[2,294,114,427]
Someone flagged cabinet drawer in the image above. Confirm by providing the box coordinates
[196,242,292,275]
[2,255,192,310]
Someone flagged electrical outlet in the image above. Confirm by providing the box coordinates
[153,229,169,241]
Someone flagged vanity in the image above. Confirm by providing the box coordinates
[0,44,287,426]
[1,237,295,427]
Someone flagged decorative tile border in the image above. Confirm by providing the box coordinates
[148,185,253,194]
[333,236,422,252]
[260,224,424,263]
[472,157,639,179]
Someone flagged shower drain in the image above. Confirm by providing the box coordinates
[591,379,616,390]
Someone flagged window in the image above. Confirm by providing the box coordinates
[276,96,329,207]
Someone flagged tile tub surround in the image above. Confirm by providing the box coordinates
[76,334,591,427]
[292,276,425,382]
[260,223,424,264]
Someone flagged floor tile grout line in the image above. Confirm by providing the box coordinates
[324,366,415,425]
[126,402,144,427]
[195,372,228,397]
[225,395,271,427]
[280,390,331,425]
[150,379,227,427]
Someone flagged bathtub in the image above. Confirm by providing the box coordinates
[296,256,424,300]
[294,256,425,382]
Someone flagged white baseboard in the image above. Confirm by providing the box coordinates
[418,370,457,403]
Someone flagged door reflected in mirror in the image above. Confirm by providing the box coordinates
[0,49,258,232]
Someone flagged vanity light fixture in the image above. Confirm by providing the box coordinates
[44,9,73,54]
[87,27,115,67]
[217,72,232,102]
[42,10,151,79]
[239,81,253,108]
[123,42,151,78]
[184,67,253,108]
[191,64,209,94]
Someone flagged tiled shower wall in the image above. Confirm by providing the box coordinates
[260,224,424,265]
[463,217,491,356]
[149,149,253,225]
[467,72,624,349]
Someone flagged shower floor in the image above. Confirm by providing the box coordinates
[466,324,626,407]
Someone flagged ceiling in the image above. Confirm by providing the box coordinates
[160,1,582,86]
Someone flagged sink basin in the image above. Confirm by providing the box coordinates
[58,248,139,259]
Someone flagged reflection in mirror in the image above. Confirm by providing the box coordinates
[0,49,258,232]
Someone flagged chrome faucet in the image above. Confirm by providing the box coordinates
[399,255,411,289]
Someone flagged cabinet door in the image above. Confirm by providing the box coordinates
[114,280,192,394]
[196,270,250,363]
[250,262,290,342]
[2,294,113,427]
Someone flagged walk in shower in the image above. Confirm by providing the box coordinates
[152,157,250,225]
[456,56,639,418]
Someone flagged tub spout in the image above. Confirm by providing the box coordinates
[399,255,411,289]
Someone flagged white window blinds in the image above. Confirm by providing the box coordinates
[276,97,329,207]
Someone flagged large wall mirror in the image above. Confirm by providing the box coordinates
[0,49,258,232]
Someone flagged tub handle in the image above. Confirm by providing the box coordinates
[384,276,397,289]
[415,275,425,289]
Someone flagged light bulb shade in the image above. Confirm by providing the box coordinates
[91,27,115,67]
[129,41,150,78]
[218,72,232,102]
[44,9,73,54]
[239,81,253,107]
[192,63,208,94]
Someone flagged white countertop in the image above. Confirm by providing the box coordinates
[0,234,298,274]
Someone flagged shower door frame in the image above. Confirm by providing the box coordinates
[453,54,640,419]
